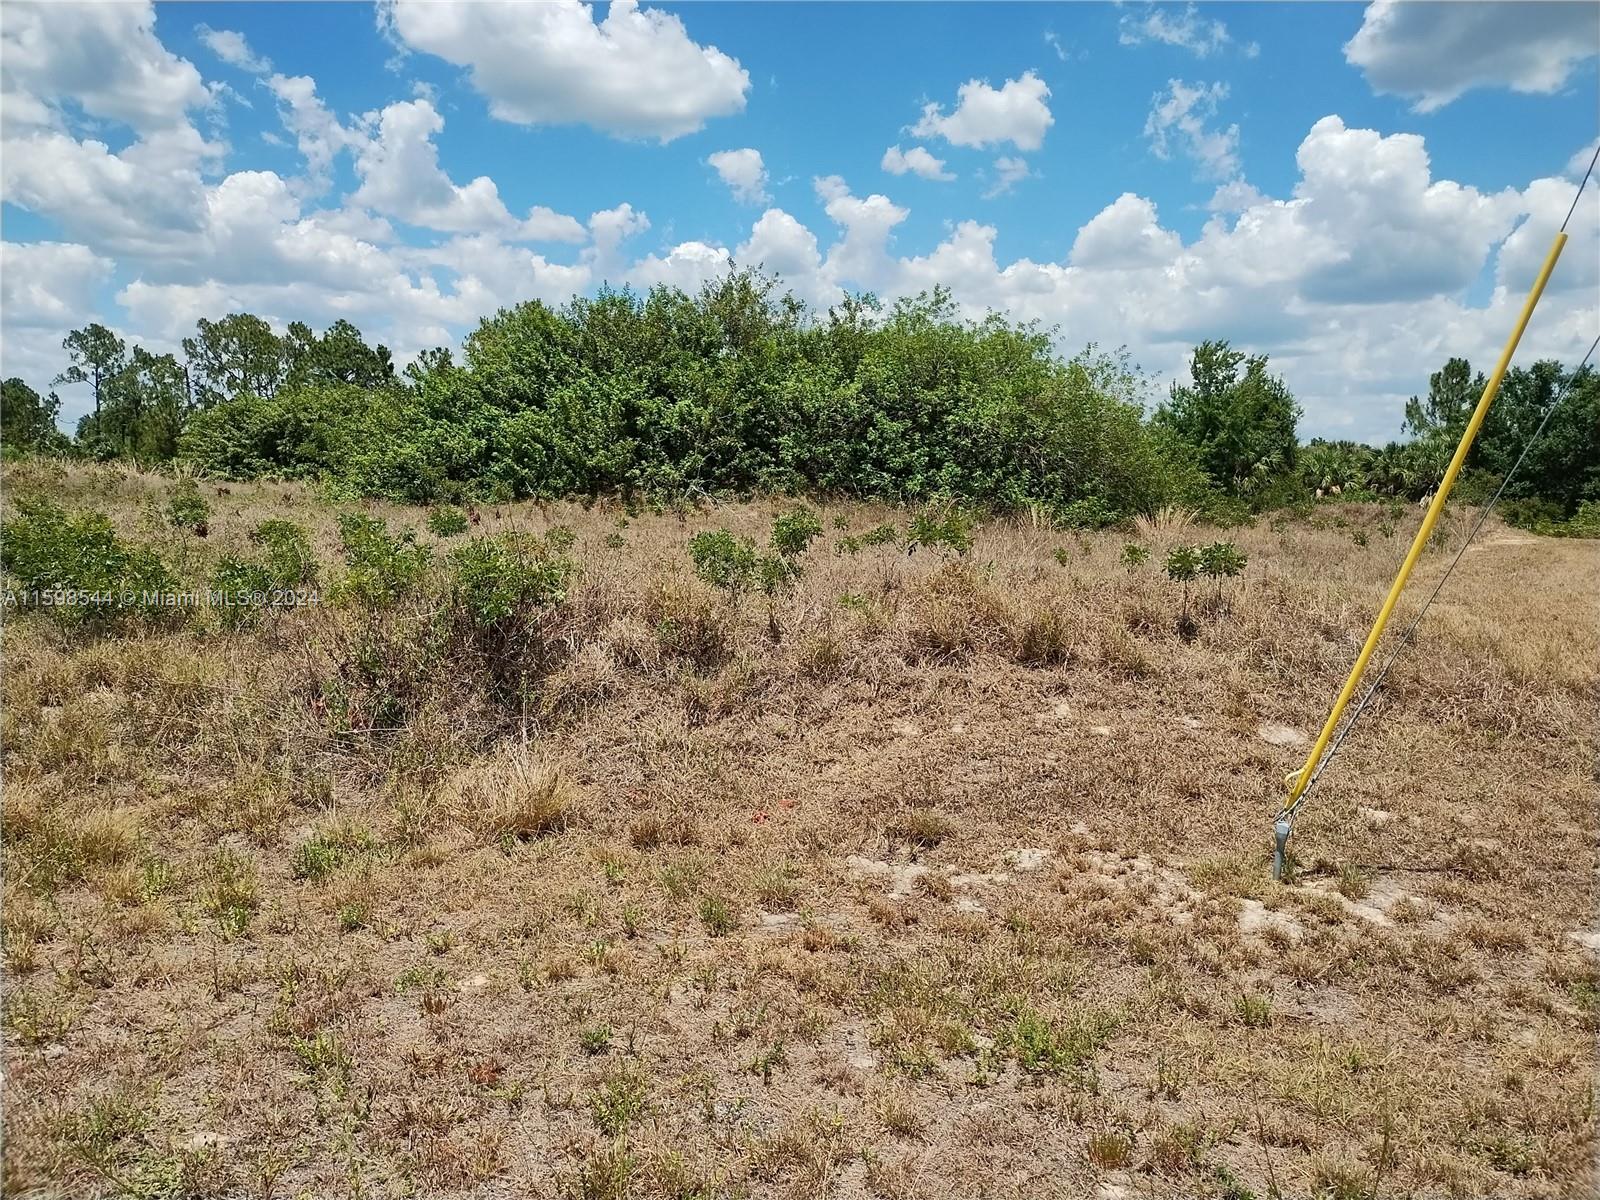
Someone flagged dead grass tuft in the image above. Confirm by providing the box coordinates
[449,745,579,841]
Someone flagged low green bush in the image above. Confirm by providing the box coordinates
[1,500,177,625]
[427,504,469,537]
[252,519,317,586]
[166,478,210,531]
[689,529,760,592]
[908,504,975,555]
[449,531,573,625]
[335,513,430,606]
[770,506,823,557]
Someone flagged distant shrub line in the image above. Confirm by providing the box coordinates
[4,269,1595,533]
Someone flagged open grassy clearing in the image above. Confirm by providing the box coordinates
[2,459,1597,1200]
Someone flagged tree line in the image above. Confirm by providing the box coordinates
[3,270,1595,527]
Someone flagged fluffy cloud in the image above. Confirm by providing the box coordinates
[627,241,732,291]
[813,176,910,289]
[1288,116,1522,303]
[265,73,354,196]
[380,0,749,141]
[767,117,1591,443]
[881,144,953,181]
[1497,171,1600,298]
[1,127,217,259]
[911,72,1053,151]
[1,2,208,136]
[1,242,115,328]
[349,99,585,241]
[583,202,652,283]
[737,209,836,306]
[1069,194,1181,268]
[1144,80,1240,181]
[1118,3,1234,58]
[1345,0,1600,112]
[707,148,769,204]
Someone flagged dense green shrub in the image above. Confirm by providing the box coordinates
[210,557,273,628]
[205,520,316,629]
[19,279,1592,524]
[251,519,318,585]
[908,504,976,556]
[156,278,1232,516]
[0,500,177,625]
[1156,340,1300,496]
[427,505,469,537]
[689,530,761,592]
[770,507,823,557]
[448,531,576,703]
[334,514,431,606]
[179,384,374,481]
[449,531,573,624]
[1503,498,1600,538]
[166,478,209,530]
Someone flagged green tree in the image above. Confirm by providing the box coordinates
[285,319,395,389]
[1,378,67,452]
[183,313,287,407]
[1155,340,1300,495]
[55,323,127,444]
[1404,357,1484,442]
[1477,361,1599,512]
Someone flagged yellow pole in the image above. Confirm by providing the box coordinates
[1281,230,1568,812]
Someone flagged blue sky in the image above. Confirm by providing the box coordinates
[2,2,1597,442]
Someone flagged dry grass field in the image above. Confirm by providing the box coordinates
[3,458,1597,1200]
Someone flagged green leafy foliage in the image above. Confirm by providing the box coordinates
[165,478,209,530]
[1164,546,1200,584]
[209,557,272,629]
[449,531,573,625]
[251,519,317,586]
[1120,543,1149,570]
[907,504,976,555]
[0,500,177,625]
[1,378,68,454]
[427,504,469,537]
[1198,541,1247,580]
[1156,340,1300,497]
[688,529,760,592]
[335,513,430,606]
[17,293,1594,524]
[769,506,823,557]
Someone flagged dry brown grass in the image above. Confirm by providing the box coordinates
[1,459,1596,1199]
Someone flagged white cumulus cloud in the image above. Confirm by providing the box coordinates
[881,144,953,181]
[1,2,209,136]
[380,0,750,141]
[911,71,1053,152]
[1345,0,1600,112]
[707,148,770,204]
[349,99,584,241]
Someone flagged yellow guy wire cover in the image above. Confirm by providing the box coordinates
[1282,230,1569,813]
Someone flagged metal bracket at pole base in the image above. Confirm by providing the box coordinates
[1271,814,1294,883]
